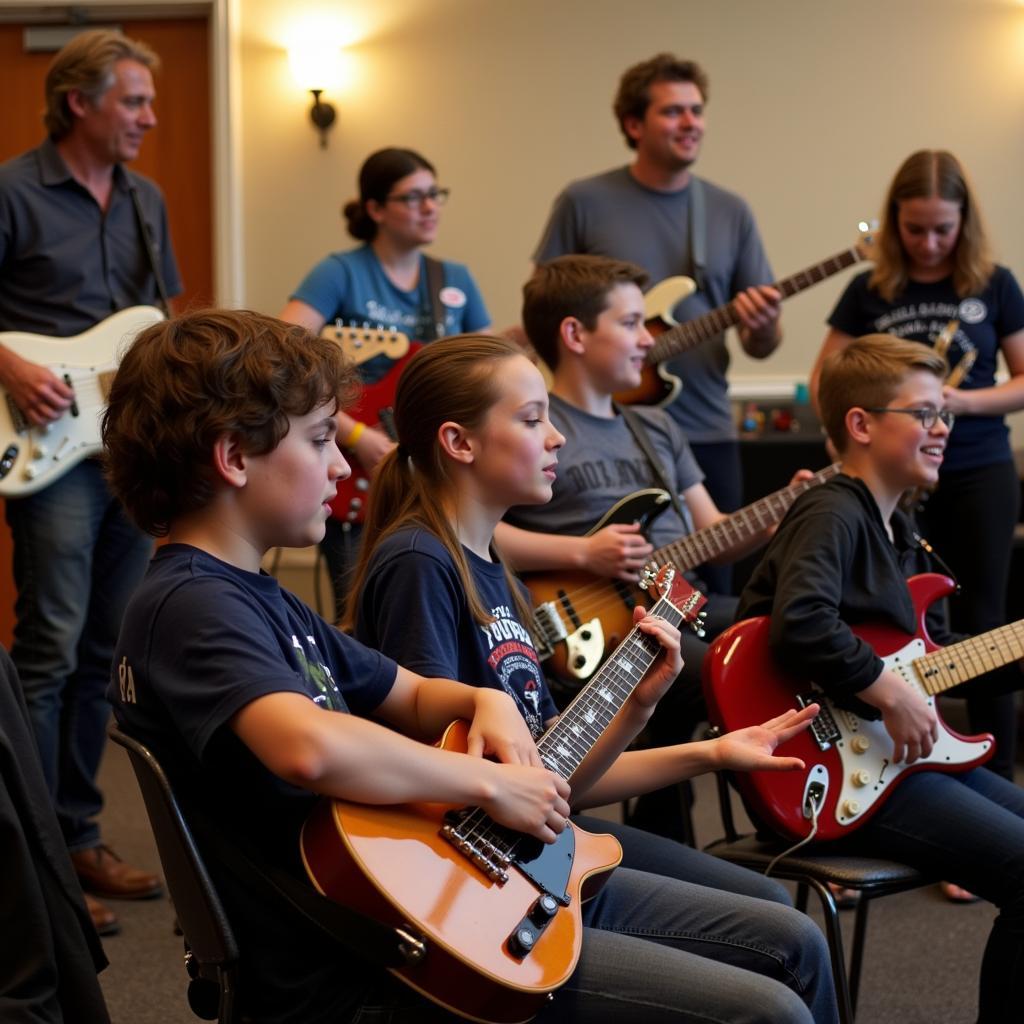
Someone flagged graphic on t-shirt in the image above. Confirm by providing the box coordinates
[480,605,547,737]
[565,455,656,495]
[872,301,977,372]
[363,300,456,341]
[291,634,346,711]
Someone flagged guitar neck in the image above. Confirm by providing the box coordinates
[648,247,862,366]
[915,619,1024,696]
[536,593,684,778]
[652,463,841,572]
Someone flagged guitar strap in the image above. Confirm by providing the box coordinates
[687,177,709,299]
[423,255,446,341]
[614,402,690,529]
[188,806,412,967]
[128,183,172,317]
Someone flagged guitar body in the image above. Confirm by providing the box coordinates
[0,306,165,497]
[525,489,671,682]
[330,343,423,525]
[613,279,692,408]
[301,720,621,1023]
[703,574,994,842]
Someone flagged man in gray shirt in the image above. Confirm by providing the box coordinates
[0,29,181,937]
[534,54,781,591]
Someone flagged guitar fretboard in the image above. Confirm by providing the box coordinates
[648,248,861,366]
[915,619,1024,696]
[537,593,684,779]
[653,463,840,571]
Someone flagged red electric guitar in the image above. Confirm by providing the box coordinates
[301,565,706,1023]
[702,573,1008,842]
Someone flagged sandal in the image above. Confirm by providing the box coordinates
[940,881,979,904]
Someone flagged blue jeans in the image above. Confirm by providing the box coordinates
[6,459,152,850]
[843,767,1024,1023]
[348,825,838,1024]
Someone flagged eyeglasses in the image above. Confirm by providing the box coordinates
[862,407,955,430]
[384,187,450,208]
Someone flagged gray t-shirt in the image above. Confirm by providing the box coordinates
[505,393,704,548]
[533,167,773,443]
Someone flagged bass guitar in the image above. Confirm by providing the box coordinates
[615,223,879,407]
[301,565,706,1023]
[702,573,1003,842]
[527,463,840,683]
[0,306,165,498]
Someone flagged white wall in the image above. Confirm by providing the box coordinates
[237,0,1024,428]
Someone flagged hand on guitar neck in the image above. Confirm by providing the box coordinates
[733,284,783,358]
[0,345,75,426]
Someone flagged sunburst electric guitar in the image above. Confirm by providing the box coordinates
[615,223,879,407]
[0,306,165,498]
[527,463,840,684]
[301,565,706,1023]
[702,573,1007,842]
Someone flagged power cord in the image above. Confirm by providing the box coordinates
[764,786,823,877]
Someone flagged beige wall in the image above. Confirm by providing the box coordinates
[238,0,1024,431]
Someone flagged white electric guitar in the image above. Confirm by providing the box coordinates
[0,306,165,498]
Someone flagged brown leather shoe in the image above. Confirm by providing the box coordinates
[85,893,121,936]
[71,844,163,900]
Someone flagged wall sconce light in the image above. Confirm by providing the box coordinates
[308,89,336,149]
[289,40,342,149]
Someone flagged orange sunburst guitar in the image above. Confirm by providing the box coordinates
[301,565,706,1023]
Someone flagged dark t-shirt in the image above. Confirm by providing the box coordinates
[354,527,558,737]
[0,139,182,334]
[827,267,1024,472]
[110,544,398,1023]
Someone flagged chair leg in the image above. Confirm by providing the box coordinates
[795,881,809,914]
[848,896,872,1017]
[218,964,238,1024]
[802,876,856,1024]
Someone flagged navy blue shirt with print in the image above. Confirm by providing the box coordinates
[828,267,1024,472]
[355,527,558,737]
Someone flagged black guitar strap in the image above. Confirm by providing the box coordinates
[688,176,708,298]
[423,255,446,341]
[614,402,689,528]
[128,183,172,318]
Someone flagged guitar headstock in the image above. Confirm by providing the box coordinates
[320,322,412,366]
[639,562,707,636]
[855,219,880,262]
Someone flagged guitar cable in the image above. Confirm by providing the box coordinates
[764,788,822,878]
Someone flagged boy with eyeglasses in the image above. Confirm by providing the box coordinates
[736,333,1024,1023]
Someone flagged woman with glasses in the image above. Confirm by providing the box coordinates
[281,147,491,616]
[809,151,1024,830]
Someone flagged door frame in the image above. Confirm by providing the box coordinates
[0,0,243,306]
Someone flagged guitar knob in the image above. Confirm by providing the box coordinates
[23,463,39,480]
[841,799,861,818]
[508,926,537,958]
[355,478,370,492]
[572,655,586,670]
[851,769,871,788]
[31,443,48,459]
[850,735,870,754]
[529,894,559,927]
[349,497,363,511]
[580,629,592,641]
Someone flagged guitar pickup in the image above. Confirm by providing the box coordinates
[0,444,18,479]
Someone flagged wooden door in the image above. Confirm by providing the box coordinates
[0,16,214,648]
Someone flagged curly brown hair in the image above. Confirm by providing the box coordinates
[613,53,709,149]
[102,309,359,536]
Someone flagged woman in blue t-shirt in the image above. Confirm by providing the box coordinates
[280,148,491,616]
[811,150,1024,800]
[343,334,840,1024]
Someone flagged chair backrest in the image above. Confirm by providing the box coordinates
[109,727,239,971]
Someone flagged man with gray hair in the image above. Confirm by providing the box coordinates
[0,28,181,936]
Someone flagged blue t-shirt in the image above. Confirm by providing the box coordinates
[354,527,558,738]
[290,244,490,382]
[827,266,1024,472]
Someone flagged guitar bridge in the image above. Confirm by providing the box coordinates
[797,692,841,751]
[441,813,513,884]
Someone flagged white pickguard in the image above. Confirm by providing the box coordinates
[0,306,164,497]
[813,637,992,828]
